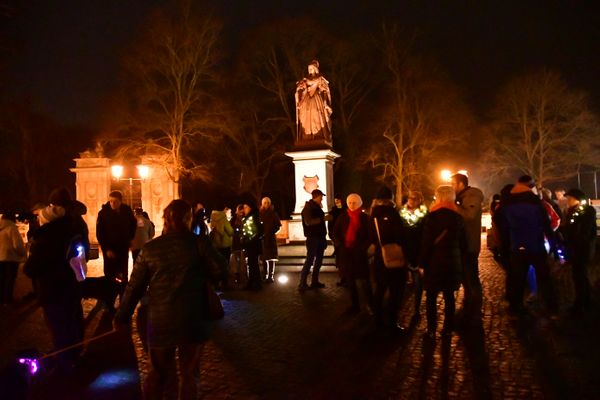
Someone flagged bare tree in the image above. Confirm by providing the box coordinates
[366,25,473,199]
[103,1,222,196]
[484,69,599,187]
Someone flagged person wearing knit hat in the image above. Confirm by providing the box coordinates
[24,196,85,373]
[563,188,597,313]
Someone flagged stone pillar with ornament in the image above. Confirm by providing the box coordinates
[285,149,340,241]
[70,154,112,244]
[140,154,179,236]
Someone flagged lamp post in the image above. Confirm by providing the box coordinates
[111,164,150,207]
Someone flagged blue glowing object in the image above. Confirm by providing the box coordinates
[89,369,138,390]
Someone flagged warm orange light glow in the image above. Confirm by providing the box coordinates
[440,169,452,182]
[111,165,124,179]
[137,165,150,179]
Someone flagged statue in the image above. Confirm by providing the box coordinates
[295,60,332,147]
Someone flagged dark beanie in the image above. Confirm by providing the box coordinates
[48,187,72,207]
[565,188,587,202]
[375,186,393,200]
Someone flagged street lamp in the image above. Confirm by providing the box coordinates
[111,164,150,207]
[440,169,452,182]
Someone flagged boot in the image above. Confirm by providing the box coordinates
[266,262,275,283]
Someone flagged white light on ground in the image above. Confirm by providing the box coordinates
[277,275,289,284]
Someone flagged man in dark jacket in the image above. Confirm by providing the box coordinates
[328,194,347,286]
[498,176,558,315]
[96,191,136,305]
[562,188,596,313]
[299,189,331,291]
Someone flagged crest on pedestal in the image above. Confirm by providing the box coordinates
[303,175,319,194]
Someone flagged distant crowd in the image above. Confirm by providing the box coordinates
[0,173,596,399]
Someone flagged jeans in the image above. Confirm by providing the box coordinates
[300,236,327,285]
[146,343,205,400]
[508,251,557,313]
[373,266,406,326]
[461,252,482,313]
[426,289,455,333]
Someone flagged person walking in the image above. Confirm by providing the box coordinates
[370,187,407,333]
[259,197,281,283]
[0,212,27,305]
[131,208,155,262]
[96,190,137,308]
[420,186,467,339]
[299,189,331,291]
[114,199,223,400]
[399,190,428,320]
[450,173,484,317]
[562,188,596,313]
[333,193,374,315]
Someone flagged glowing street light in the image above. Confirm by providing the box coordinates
[111,164,150,207]
[440,169,452,182]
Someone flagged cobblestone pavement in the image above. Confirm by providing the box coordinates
[2,239,600,399]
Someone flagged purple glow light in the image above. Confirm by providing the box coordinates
[18,358,40,375]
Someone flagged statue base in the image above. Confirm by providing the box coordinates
[285,149,340,241]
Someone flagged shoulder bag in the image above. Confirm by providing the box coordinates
[374,218,406,269]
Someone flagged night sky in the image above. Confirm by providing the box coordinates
[4,0,600,127]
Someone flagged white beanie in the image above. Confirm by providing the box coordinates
[39,205,65,225]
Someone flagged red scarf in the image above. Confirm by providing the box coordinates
[344,208,362,248]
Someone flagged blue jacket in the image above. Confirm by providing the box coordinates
[498,188,553,254]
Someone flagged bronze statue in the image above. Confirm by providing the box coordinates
[295,60,332,147]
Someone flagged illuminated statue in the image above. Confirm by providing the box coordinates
[295,60,332,147]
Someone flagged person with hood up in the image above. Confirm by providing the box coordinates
[0,212,27,305]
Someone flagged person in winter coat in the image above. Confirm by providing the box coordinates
[328,194,347,286]
[451,173,484,317]
[24,204,84,372]
[0,213,27,305]
[370,186,407,333]
[259,197,281,283]
[96,191,137,306]
[420,186,467,339]
[334,193,373,314]
[399,190,428,320]
[241,197,263,291]
[114,199,223,400]
[299,189,331,291]
[562,188,597,313]
[210,208,234,289]
[497,176,558,315]
[131,208,155,262]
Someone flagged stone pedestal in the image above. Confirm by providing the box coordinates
[70,157,111,244]
[140,155,179,236]
[284,149,340,241]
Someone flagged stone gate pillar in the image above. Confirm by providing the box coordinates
[70,156,111,244]
[140,155,179,236]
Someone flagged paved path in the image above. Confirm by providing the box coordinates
[2,241,600,399]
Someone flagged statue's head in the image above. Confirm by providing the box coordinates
[307,59,319,76]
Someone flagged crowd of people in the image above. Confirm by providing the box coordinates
[0,173,597,398]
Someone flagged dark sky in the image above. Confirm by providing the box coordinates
[4,0,600,126]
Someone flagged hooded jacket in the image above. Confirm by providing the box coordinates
[209,210,234,249]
